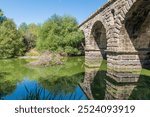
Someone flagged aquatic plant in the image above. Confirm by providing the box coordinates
[22,83,85,100]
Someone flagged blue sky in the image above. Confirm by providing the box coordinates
[0,0,107,26]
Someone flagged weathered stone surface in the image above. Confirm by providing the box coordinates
[79,0,150,80]
[105,79,137,100]
[80,67,100,100]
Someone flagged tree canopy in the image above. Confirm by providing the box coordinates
[18,23,40,52]
[0,10,84,58]
[0,19,24,58]
[37,15,84,55]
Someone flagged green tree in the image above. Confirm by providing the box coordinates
[0,19,24,58]
[18,22,28,34]
[18,23,40,52]
[37,15,84,55]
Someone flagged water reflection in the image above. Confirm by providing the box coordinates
[80,67,99,99]
[38,73,84,96]
[106,65,141,99]
[104,79,137,100]
[0,57,150,100]
[0,71,18,99]
[80,60,106,100]
[81,59,150,100]
[2,79,87,100]
[0,57,87,100]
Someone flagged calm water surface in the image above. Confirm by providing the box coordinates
[0,57,150,100]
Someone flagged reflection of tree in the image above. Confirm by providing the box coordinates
[0,59,35,99]
[0,57,85,100]
[21,77,86,100]
[26,56,85,80]
[0,57,84,81]
[22,85,85,100]
[0,72,18,99]
[0,59,29,79]
[38,73,84,95]
[91,70,106,100]
[129,74,150,99]
[22,83,50,100]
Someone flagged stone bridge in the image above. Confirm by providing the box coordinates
[79,0,150,82]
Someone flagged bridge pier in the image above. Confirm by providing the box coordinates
[79,0,150,83]
[83,20,107,67]
[107,51,141,83]
[85,50,104,67]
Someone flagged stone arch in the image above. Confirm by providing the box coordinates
[85,20,107,67]
[90,20,107,59]
[119,0,150,69]
[84,20,107,67]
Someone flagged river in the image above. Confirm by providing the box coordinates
[0,57,150,100]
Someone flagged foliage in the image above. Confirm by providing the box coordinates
[0,9,84,58]
[18,23,40,52]
[37,14,84,56]
[0,19,24,58]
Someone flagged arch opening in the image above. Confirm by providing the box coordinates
[90,21,107,59]
[120,0,150,69]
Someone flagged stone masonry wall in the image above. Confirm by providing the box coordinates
[79,0,150,82]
